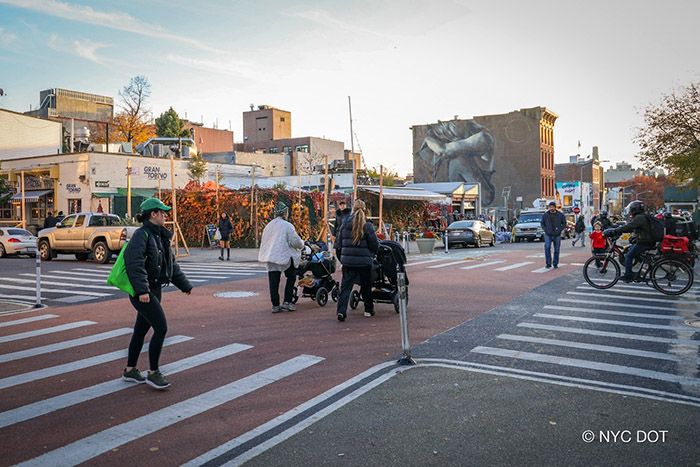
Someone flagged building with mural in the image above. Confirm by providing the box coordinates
[555,181,593,225]
[411,106,557,211]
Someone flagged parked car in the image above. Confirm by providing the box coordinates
[446,220,495,248]
[37,212,138,264]
[0,228,37,258]
[513,210,546,242]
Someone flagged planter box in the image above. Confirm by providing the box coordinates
[416,238,436,254]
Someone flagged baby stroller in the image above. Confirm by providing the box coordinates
[292,241,339,307]
[349,240,409,313]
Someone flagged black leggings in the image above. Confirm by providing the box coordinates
[268,262,296,306]
[127,287,167,371]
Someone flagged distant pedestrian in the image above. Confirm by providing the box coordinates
[336,199,379,321]
[572,215,586,247]
[540,201,566,268]
[498,216,507,232]
[123,198,193,390]
[217,212,233,261]
[333,200,351,257]
[56,211,65,222]
[43,211,57,229]
[258,202,304,313]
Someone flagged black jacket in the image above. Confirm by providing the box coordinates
[124,221,192,296]
[540,210,567,236]
[337,215,379,267]
[43,215,57,229]
[218,217,233,240]
[333,207,351,237]
[575,217,585,233]
[613,213,655,245]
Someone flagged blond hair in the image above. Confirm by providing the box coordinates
[351,200,367,245]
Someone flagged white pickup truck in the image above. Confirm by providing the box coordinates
[37,212,138,264]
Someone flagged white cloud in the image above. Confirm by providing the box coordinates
[166,54,276,84]
[0,0,222,52]
[48,34,108,64]
[0,26,18,48]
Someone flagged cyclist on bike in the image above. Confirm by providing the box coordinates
[603,200,655,282]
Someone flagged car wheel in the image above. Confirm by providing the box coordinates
[92,241,112,264]
[489,236,495,247]
[39,240,52,261]
[75,253,89,261]
[0,243,6,258]
[475,236,482,248]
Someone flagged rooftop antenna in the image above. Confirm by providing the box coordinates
[0,89,5,96]
[249,103,254,111]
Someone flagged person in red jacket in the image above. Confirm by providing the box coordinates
[589,221,607,266]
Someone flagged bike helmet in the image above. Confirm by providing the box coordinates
[663,212,672,219]
[600,210,608,216]
[626,200,645,216]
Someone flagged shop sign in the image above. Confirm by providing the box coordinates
[66,183,81,194]
[95,181,110,188]
[144,166,168,180]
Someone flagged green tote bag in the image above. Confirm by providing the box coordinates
[107,232,147,297]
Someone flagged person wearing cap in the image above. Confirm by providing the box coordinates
[122,198,193,390]
[258,201,304,313]
[540,201,566,268]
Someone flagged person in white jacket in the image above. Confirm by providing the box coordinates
[258,202,304,313]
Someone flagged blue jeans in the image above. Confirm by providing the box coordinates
[544,234,561,266]
[624,243,653,278]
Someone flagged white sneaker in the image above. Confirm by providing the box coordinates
[282,302,296,311]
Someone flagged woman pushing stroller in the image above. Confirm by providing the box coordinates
[335,200,378,321]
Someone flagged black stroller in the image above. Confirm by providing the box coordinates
[292,241,339,307]
[349,240,409,313]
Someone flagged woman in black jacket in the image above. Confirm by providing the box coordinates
[123,198,192,390]
[218,212,234,261]
[335,200,379,321]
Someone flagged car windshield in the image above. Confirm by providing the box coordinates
[89,215,124,227]
[7,229,32,236]
[448,221,474,229]
[518,213,542,223]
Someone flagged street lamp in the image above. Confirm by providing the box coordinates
[635,190,652,200]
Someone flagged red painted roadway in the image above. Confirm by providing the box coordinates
[0,243,592,465]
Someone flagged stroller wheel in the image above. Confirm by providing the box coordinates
[331,283,339,302]
[291,288,299,304]
[392,292,400,313]
[349,290,360,310]
[316,287,328,307]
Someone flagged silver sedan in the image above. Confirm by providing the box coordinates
[0,228,38,258]
[446,220,495,248]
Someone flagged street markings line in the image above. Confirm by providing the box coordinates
[533,313,688,330]
[494,261,534,271]
[557,297,698,313]
[567,291,696,305]
[0,284,110,297]
[18,355,324,467]
[575,285,696,297]
[517,322,700,346]
[1,277,118,290]
[0,336,192,391]
[0,314,58,328]
[459,260,506,270]
[0,321,96,344]
[426,260,468,269]
[543,305,688,321]
[0,328,133,364]
[0,342,252,430]
[405,259,444,267]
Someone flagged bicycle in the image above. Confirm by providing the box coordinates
[582,233,694,295]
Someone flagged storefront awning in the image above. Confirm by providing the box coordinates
[11,190,53,203]
[358,186,448,202]
[116,188,157,198]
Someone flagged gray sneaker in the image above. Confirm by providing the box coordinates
[122,367,145,383]
[271,305,282,313]
[146,370,171,390]
[282,302,296,311]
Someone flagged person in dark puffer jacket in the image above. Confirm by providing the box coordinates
[123,198,192,390]
[335,199,379,321]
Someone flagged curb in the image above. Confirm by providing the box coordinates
[0,300,45,316]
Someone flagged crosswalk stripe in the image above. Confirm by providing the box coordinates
[0,314,59,328]
[1,277,117,290]
[459,260,506,270]
[557,298,698,313]
[494,261,534,271]
[0,283,110,297]
[531,266,553,273]
[0,328,133,364]
[426,260,468,269]
[405,259,444,267]
[526,253,571,258]
[496,334,693,363]
[0,294,48,301]
[70,268,110,275]
[567,291,694,305]
[0,335,192,391]
[470,346,700,387]
[20,273,107,283]
[517,322,700,346]
[533,313,688,331]
[543,305,688,321]
[0,321,95,344]
[18,354,324,467]
[0,342,252,430]
[576,285,694,297]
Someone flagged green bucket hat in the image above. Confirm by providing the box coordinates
[140,198,172,212]
[273,201,289,217]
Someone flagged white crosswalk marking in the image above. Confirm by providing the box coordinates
[494,261,534,271]
[405,259,444,267]
[532,313,687,331]
[0,321,95,344]
[517,322,700,346]
[0,283,109,297]
[426,260,468,269]
[527,253,571,258]
[459,260,506,270]
[18,355,324,467]
[0,342,252,430]
[0,314,58,328]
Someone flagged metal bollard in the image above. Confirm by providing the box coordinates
[396,272,415,365]
[34,247,41,307]
[444,232,449,254]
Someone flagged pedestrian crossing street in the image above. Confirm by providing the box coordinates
[407,253,572,274]
[0,312,324,465]
[460,280,700,405]
[0,262,267,307]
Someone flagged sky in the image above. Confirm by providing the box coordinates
[0,0,698,176]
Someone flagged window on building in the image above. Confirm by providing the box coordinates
[68,199,82,214]
[283,146,292,154]
[269,147,279,153]
[295,144,309,152]
[280,117,285,122]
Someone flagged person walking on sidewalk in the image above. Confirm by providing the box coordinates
[572,215,586,247]
[335,200,379,321]
[540,201,566,268]
[123,198,193,390]
[217,212,234,261]
[258,202,304,313]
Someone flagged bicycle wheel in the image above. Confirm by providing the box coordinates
[650,258,694,295]
[583,255,620,289]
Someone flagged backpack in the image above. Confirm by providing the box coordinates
[647,214,666,242]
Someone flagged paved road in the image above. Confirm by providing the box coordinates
[1,241,698,465]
